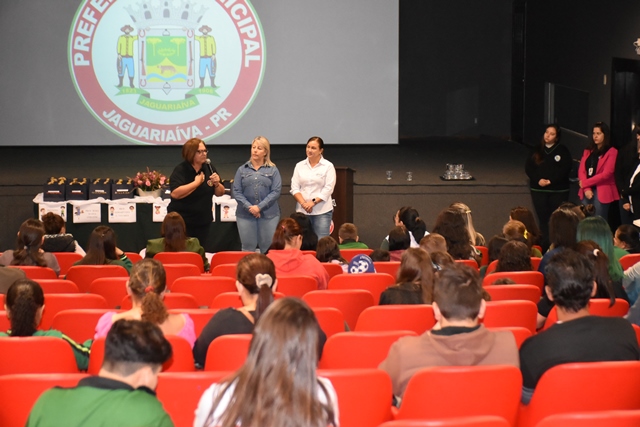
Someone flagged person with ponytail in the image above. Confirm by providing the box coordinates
[0,218,60,275]
[194,298,339,427]
[193,253,277,368]
[380,206,428,250]
[0,279,90,370]
[74,225,132,274]
[267,218,330,290]
[94,258,196,347]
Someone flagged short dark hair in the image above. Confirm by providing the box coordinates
[545,248,594,312]
[433,263,483,321]
[549,209,579,248]
[388,226,410,251]
[338,223,358,241]
[103,319,172,376]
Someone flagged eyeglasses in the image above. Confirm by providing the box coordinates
[196,149,208,154]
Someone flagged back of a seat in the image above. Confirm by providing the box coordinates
[154,252,205,273]
[483,284,541,303]
[88,277,130,309]
[9,266,57,280]
[162,263,202,289]
[210,263,237,279]
[276,275,318,298]
[518,361,640,427]
[171,276,236,307]
[204,334,252,372]
[482,271,544,293]
[318,368,393,427]
[327,273,395,305]
[36,279,80,294]
[40,293,108,330]
[340,248,374,262]
[303,289,376,330]
[210,251,254,269]
[355,304,436,334]
[319,330,416,369]
[0,337,80,375]
[50,309,114,343]
[312,307,346,338]
[0,373,88,427]
[372,261,401,277]
[481,300,538,333]
[156,371,230,427]
[379,416,510,427]
[397,365,522,426]
[535,410,640,427]
[65,265,128,292]
[51,252,83,277]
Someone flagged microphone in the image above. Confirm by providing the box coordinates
[205,159,215,175]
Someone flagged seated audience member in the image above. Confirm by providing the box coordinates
[519,249,639,404]
[380,206,428,250]
[576,240,626,302]
[290,212,318,251]
[75,225,132,274]
[379,263,519,400]
[27,319,173,427]
[94,259,196,347]
[380,248,434,305]
[577,216,625,287]
[338,222,368,249]
[510,206,542,249]
[480,235,508,278]
[419,233,447,255]
[194,298,338,427]
[388,226,411,262]
[40,212,85,255]
[494,240,532,273]
[0,265,25,294]
[145,212,210,271]
[316,236,348,272]
[370,249,391,262]
[614,224,640,256]
[0,219,61,276]
[449,202,485,246]
[430,251,455,271]
[193,254,276,367]
[503,219,542,257]
[267,218,329,289]
[432,208,479,264]
[1,279,90,370]
[536,209,581,329]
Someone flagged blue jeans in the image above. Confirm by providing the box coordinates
[582,188,610,220]
[236,215,280,254]
[308,210,333,239]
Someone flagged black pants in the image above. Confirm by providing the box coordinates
[530,189,569,251]
[186,223,211,251]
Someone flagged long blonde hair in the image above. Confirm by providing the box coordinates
[250,136,275,167]
[204,298,336,427]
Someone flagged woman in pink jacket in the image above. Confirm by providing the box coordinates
[578,122,619,220]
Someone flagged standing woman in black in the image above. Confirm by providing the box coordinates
[168,138,225,249]
[525,124,572,249]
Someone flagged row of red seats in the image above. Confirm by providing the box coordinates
[1,361,640,427]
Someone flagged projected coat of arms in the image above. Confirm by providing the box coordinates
[68,0,265,145]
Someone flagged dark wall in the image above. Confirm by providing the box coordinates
[399,0,513,138]
[522,0,640,144]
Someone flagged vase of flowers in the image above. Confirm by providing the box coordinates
[133,168,166,198]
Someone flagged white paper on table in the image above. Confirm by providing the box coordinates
[152,200,170,223]
[219,198,237,222]
[71,203,102,223]
[212,194,232,222]
[37,202,67,222]
[107,201,137,223]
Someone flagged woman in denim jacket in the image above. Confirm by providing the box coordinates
[232,136,282,253]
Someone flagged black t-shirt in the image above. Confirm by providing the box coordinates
[167,160,216,226]
[519,316,639,391]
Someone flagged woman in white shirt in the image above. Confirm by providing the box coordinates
[290,136,337,239]
[193,297,339,427]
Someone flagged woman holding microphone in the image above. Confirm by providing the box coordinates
[232,136,282,253]
[290,136,336,239]
[168,138,225,249]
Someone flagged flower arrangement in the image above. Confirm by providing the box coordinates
[132,168,166,191]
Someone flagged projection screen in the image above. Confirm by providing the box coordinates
[0,0,398,146]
